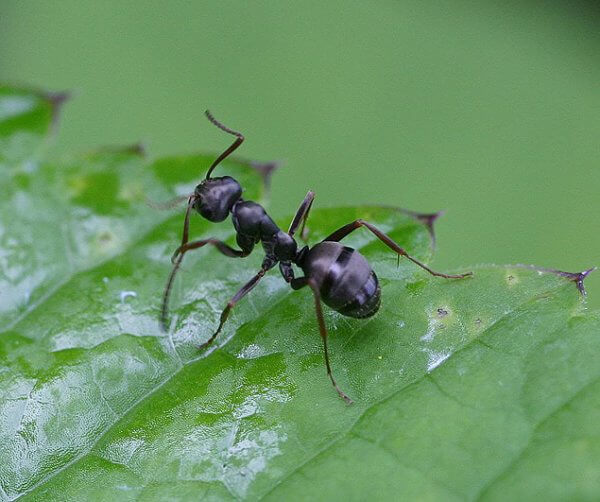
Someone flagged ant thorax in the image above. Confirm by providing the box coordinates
[231,200,297,263]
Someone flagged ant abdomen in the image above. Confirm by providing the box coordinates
[337,271,381,318]
[301,241,381,319]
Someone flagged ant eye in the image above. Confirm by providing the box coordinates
[194,183,205,197]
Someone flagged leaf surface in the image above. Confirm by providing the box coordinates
[0,87,597,501]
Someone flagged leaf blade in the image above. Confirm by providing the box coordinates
[0,86,597,502]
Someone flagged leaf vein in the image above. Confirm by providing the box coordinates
[259,281,576,500]
[475,373,600,501]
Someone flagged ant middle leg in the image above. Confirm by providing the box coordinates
[199,265,272,350]
[323,219,472,280]
[292,277,354,404]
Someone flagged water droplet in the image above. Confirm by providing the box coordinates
[119,290,137,303]
[237,344,267,359]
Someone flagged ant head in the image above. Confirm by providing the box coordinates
[192,111,246,222]
[193,176,242,222]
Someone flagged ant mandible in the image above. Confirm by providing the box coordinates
[161,111,472,404]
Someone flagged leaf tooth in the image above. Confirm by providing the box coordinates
[81,143,147,158]
[512,264,596,296]
[410,210,444,247]
[43,90,71,131]
[370,205,443,247]
[558,267,596,296]
[245,159,282,198]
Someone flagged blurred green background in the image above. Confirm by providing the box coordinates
[1,1,598,306]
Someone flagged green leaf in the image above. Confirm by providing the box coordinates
[0,85,62,165]
[1,86,598,501]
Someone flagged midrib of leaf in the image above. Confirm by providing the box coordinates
[259,280,583,501]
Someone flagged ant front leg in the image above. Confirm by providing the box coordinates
[161,197,194,331]
[323,219,472,280]
[199,264,273,350]
[171,239,247,264]
[291,277,354,405]
[288,190,315,243]
[161,198,249,331]
[161,239,248,332]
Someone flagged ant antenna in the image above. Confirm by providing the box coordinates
[204,110,245,179]
[145,193,195,210]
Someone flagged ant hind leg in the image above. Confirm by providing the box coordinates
[294,277,353,404]
[323,219,472,280]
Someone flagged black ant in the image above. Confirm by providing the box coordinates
[161,111,472,404]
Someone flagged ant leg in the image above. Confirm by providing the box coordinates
[199,266,270,350]
[146,193,195,210]
[171,239,247,264]
[161,239,247,332]
[288,190,315,242]
[294,277,353,404]
[160,197,195,330]
[161,255,186,331]
[161,196,248,331]
[290,277,308,290]
[180,196,195,247]
[324,219,472,280]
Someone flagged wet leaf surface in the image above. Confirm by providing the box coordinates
[0,86,598,501]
